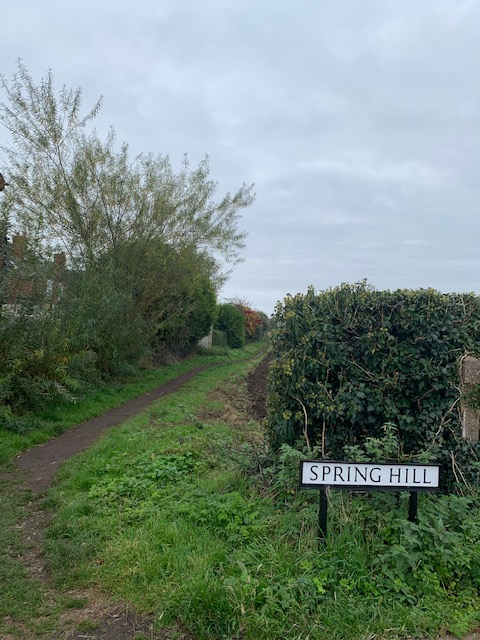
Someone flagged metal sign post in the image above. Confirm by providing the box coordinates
[319,488,328,540]
[408,490,418,523]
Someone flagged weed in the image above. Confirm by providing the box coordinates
[77,618,100,632]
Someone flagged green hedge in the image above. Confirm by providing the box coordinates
[268,283,480,490]
[214,304,246,348]
[212,329,228,347]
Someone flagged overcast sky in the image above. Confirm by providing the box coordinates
[2,0,480,314]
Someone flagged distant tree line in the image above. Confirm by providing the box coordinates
[0,63,261,417]
[214,300,270,349]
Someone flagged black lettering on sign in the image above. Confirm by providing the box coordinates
[310,465,318,481]
[370,467,381,482]
[354,466,368,482]
[390,468,401,483]
[334,466,344,481]
[322,465,331,481]
[413,468,422,484]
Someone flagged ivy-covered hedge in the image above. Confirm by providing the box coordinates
[268,283,480,489]
[215,304,246,348]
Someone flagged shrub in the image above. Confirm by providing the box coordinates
[228,298,270,342]
[212,329,228,347]
[268,283,480,490]
[237,305,263,342]
[215,303,246,348]
[0,307,83,412]
[252,310,271,341]
[59,267,149,378]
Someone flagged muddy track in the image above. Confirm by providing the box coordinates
[14,351,269,495]
[15,366,211,494]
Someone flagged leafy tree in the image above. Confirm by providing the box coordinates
[228,297,269,342]
[252,310,271,341]
[58,265,149,377]
[186,277,217,345]
[0,63,254,414]
[97,239,216,354]
[0,62,255,274]
[215,303,246,348]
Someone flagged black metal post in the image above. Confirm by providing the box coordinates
[319,487,328,540]
[408,491,418,523]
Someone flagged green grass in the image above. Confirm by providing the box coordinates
[2,340,480,639]
[0,482,79,638]
[43,361,272,637]
[0,341,266,466]
[43,361,480,639]
[0,343,266,639]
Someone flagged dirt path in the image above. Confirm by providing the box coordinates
[1,354,270,640]
[15,366,211,494]
[14,353,270,496]
[13,349,271,496]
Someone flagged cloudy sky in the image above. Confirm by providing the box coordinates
[2,0,480,314]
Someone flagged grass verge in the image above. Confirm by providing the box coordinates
[2,343,480,639]
[0,341,266,466]
[0,343,265,639]
[44,360,480,639]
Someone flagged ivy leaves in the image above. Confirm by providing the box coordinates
[268,283,480,489]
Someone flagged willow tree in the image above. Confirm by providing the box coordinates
[0,62,254,278]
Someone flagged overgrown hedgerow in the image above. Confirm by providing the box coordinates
[268,282,480,490]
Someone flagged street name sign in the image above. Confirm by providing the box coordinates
[300,460,441,540]
[300,461,440,491]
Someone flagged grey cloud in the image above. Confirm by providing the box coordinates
[3,0,480,313]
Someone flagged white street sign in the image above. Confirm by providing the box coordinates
[300,461,440,490]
